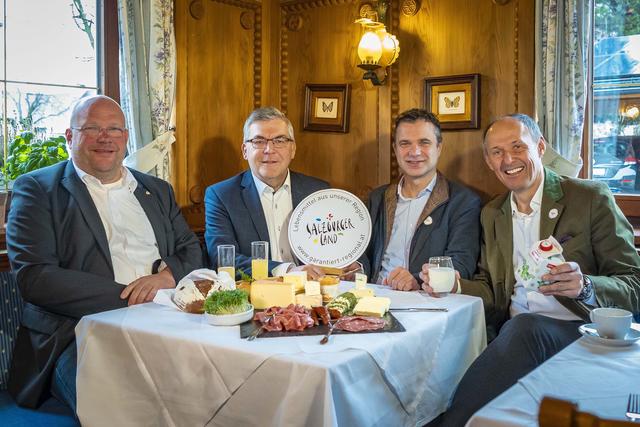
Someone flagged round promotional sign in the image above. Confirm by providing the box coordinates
[288,189,371,268]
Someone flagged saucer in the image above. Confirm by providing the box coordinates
[579,323,640,347]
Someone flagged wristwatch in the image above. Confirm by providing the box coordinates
[576,275,594,301]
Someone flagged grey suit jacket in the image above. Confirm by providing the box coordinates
[460,168,640,340]
[6,160,202,407]
[364,172,482,283]
[204,170,330,276]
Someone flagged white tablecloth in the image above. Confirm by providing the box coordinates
[467,324,640,427]
[76,284,486,427]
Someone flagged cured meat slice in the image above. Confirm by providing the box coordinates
[334,316,386,332]
[253,304,314,332]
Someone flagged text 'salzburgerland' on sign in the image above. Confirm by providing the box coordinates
[288,189,372,268]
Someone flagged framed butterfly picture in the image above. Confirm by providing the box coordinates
[424,74,480,130]
[303,84,351,133]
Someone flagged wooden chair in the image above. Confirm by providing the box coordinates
[539,396,636,427]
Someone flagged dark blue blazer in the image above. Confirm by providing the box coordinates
[6,160,202,408]
[364,172,482,282]
[204,170,330,276]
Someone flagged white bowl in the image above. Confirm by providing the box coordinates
[204,305,254,326]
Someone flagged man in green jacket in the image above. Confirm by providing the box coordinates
[424,113,640,426]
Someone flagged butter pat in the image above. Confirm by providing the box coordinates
[305,280,321,296]
[354,297,391,317]
[284,271,307,293]
[250,281,296,309]
[295,293,323,309]
[351,287,374,299]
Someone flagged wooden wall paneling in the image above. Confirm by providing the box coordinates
[387,0,400,183]
[175,0,262,229]
[262,0,282,107]
[397,0,534,202]
[280,0,382,200]
[517,0,535,116]
[173,0,535,229]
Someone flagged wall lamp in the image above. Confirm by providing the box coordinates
[622,104,640,120]
[355,18,399,86]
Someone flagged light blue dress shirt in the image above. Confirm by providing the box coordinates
[378,175,437,283]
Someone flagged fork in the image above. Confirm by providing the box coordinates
[247,313,275,341]
[627,393,640,421]
[320,320,337,345]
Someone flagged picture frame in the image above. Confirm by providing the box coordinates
[303,84,351,133]
[423,74,480,130]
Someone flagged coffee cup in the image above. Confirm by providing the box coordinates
[589,307,632,339]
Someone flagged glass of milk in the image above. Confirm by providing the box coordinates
[428,256,455,295]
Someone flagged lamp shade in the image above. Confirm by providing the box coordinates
[623,105,640,119]
[358,30,383,64]
[378,30,400,67]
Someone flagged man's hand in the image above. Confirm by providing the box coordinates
[538,261,584,299]
[341,262,362,281]
[419,263,460,296]
[289,264,325,281]
[121,268,176,306]
[383,267,419,291]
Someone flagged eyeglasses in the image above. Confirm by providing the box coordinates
[71,126,126,138]
[244,136,292,149]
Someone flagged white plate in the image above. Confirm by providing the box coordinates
[578,323,640,347]
[205,305,254,326]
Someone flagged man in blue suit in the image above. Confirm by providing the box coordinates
[6,96,202,412]
[205,107,342,280]
[364,109,481,290]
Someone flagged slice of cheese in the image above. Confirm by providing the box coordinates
[305,280,321,296]
[353,296,391,318]
[295,293,323,309]
[250,281,296,309]
[351,287,374,299]
[284,271,307,293]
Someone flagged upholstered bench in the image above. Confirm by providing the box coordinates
[0,271,79,426]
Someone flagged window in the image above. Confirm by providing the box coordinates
[0,0,102,153]
[590,0,640,201]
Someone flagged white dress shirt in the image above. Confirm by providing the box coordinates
[378,175,437,283]
[509,174,582,320]
[73,162,161,285]
[251,171,295,276]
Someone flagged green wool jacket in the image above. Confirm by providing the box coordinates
[461,168,640,340]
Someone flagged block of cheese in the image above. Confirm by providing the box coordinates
[351,287,374,299]
[284,271,307,293]
[305,280,321,296]
[295,293,323,309]
[355,273,368,290]
[353,296,391,318]
[250,281,296,309]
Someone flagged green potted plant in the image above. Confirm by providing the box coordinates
[2,131,69,183]
[0,131,69,228]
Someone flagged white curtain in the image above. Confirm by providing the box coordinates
[535,0,592,177]
[118,0,176,181]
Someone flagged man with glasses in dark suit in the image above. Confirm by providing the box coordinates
[205,106,360,280]
[6,95,202,413]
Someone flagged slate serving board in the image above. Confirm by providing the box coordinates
[239,311,406,338]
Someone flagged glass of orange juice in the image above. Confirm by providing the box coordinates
[251,241,269,280]
[217,244,235,280]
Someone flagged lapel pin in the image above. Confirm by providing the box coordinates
[548,208,558,219]
[145,191,151,196]
[424,216,433,226]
